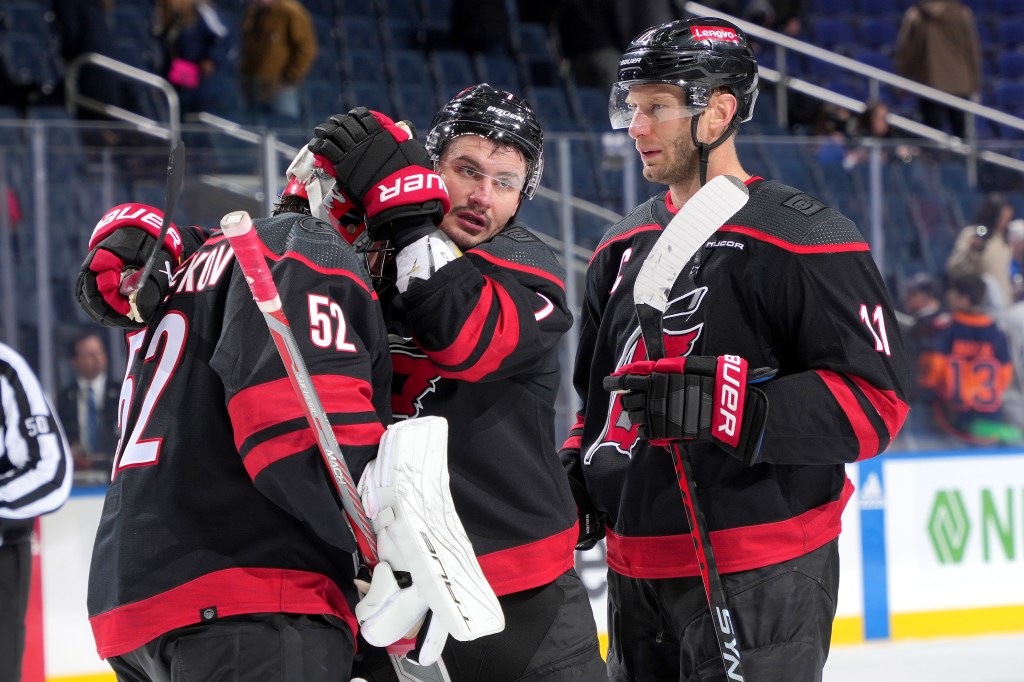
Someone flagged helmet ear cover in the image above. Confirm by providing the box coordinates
[426,84,545,200]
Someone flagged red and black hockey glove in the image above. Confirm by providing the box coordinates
[307,108,450,249]
[75,203,204,329]
[603,355,775,466]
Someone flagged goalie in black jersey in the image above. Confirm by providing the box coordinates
[75,119,505,679]
[77,86,604,681]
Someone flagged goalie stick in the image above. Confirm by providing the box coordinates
[632,174,750,681]
[119,140,186,297]
[220,210,453,682]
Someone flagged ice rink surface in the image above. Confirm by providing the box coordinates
[824,633,1024,682]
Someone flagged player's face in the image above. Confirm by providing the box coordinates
[626,84,700,187]
[437,136,528,250]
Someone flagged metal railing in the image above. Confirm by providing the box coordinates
[684,1,1024,186]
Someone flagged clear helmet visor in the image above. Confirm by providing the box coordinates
[608,82,706,130]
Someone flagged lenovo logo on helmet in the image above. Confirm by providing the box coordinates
[485,105,525,123]
[691,25,740,43]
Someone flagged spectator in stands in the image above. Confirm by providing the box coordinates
[897,272,944,403]
[56,331,120,480]
[946,192,1016,311]
[843,100,919,169]
[154,0,231,117]
[54,0,138,136]
[1,342,73,682]
[919,274,1021,445]
[894,0,982,139]
[744,0,804,38]
[238,0,317,127]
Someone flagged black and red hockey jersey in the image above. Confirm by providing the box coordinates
[88,213,391,658]
[383,223,579,596]
[562,178,910,580]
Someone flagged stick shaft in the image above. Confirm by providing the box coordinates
[120,140,186,296]
[220,210,378,564]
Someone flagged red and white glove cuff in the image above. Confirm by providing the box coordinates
[89,203,184,264]
[364,166,451,220]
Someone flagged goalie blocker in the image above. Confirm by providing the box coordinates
[356,416,504,666]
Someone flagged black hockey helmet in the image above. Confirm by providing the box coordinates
[425,84,544,199]
[611,17,759,129]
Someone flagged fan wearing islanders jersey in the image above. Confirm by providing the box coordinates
[561,18,911,681]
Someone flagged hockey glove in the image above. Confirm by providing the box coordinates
[559,443,605,551]
[307,108,450,249]
[75,204,200,329]
[603,355,775,466]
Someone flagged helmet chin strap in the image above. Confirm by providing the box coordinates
[690,115,737,186]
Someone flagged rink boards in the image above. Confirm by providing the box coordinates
[32,448,1024,679]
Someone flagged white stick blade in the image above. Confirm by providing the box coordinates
[634,175,749,313]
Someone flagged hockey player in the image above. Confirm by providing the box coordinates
[75,120,500,678]
[307,87,605,680]
[75,90,604,680]
[561,18,911,681]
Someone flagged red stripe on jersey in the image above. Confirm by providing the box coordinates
[431,280,521,381]
[816,370,879,460]
[242,422,384,479]
[476,524,578,595]
[561,434,582,450]
[720,225,870,254]
[90,566,356,658]
[228,375,383,449]
[848,374,909,439]
[589,224,662,265]
[471,249,566,291]
[605,478,853,578]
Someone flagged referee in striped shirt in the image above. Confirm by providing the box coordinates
[1,342,73,682]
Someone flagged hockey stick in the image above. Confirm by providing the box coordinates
[219,210,378,564]
[632,174,750,681]
[221,210,451,682]
[119,140,186,296]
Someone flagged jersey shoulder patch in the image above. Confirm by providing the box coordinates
[478,223,567,279]
[254,213,372,285]
[597,193,667,249]
[741,180,866,248]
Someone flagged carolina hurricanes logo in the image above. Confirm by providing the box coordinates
[389,337,441,419]
[584,286,707,464]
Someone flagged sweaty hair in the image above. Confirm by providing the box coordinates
[274,194,312,217]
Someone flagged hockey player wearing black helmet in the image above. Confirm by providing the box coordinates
[563,17,910,681]
[74,94,603,680]
[307,87,605,681]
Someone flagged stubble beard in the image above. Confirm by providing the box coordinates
[642,132,700,189]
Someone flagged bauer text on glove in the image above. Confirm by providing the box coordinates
[307,108,450,249]
[75,203,197,329]
[603,355,775,466]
